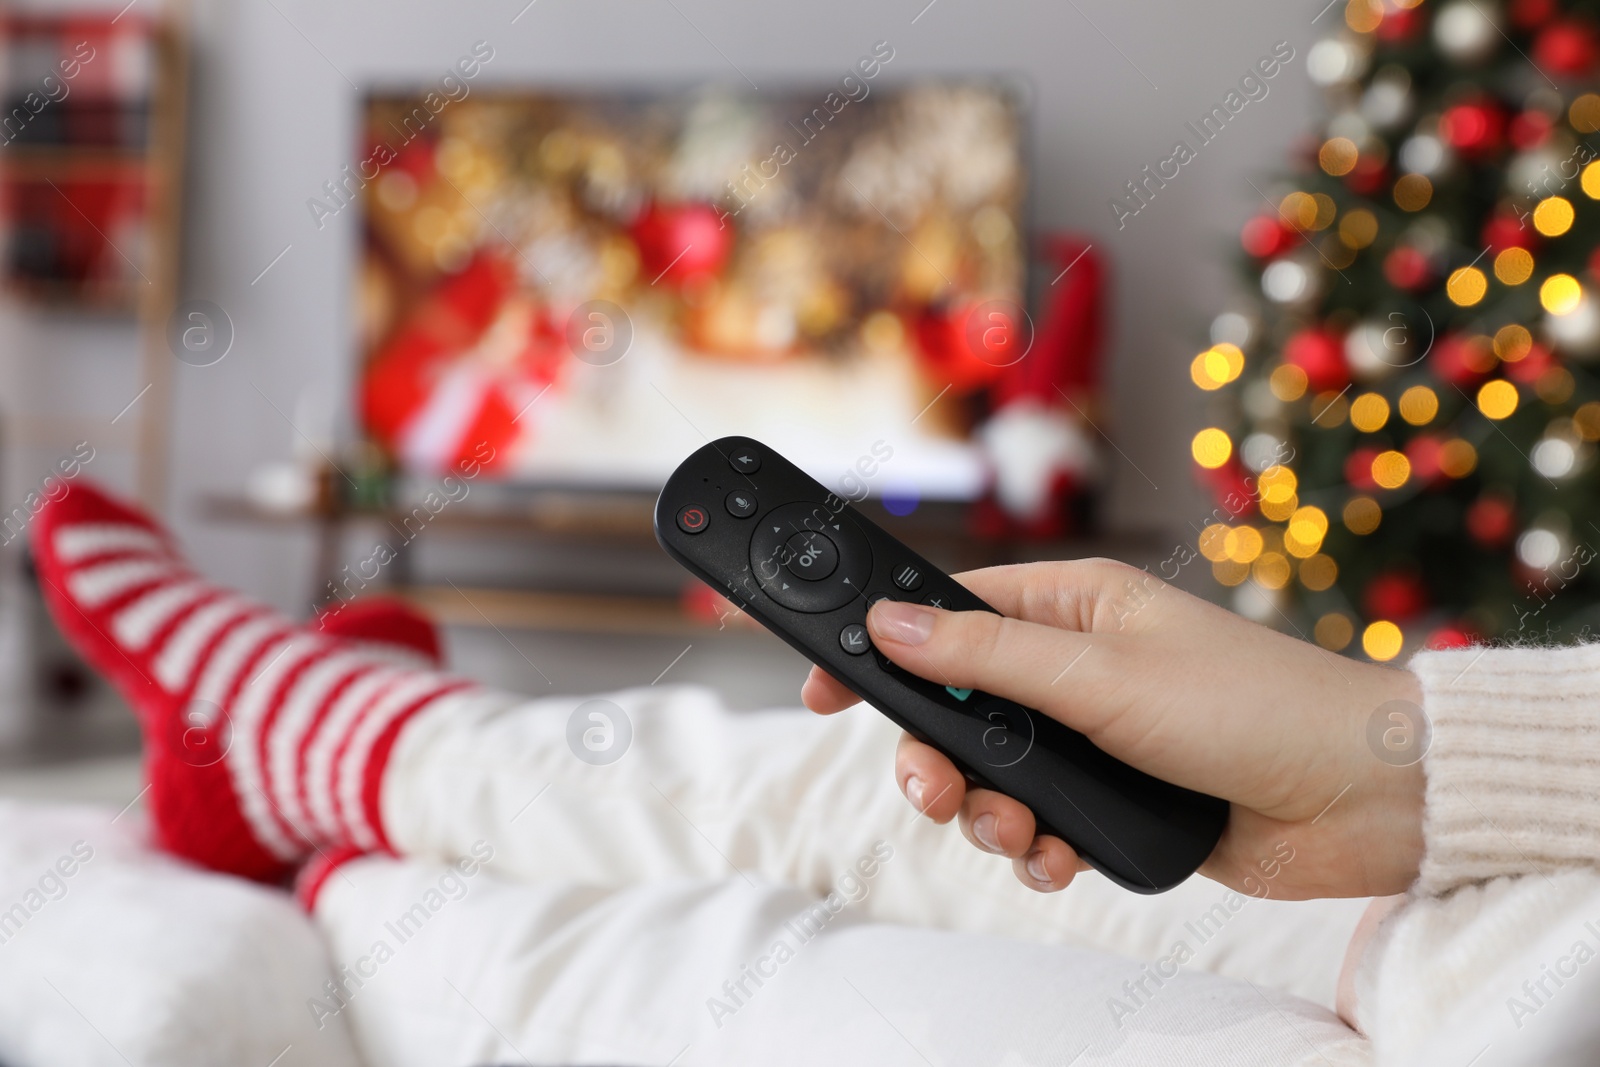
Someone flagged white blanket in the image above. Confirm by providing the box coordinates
[0,800,361,1067]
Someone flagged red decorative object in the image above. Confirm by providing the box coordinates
[972,236,1107,539]
[1510,109,1555,149]
[1383,245,1432,290]
[1466,493,1517,548]
[1405,434,1444,482]
[1195,458,1259,520]
[1375,6,1422,42]
[1511,0,1559,31]
[629,201,733,286]
[361,252,566,474]
[1482,212,1535,252]
[1534,18,1600,76]
[1363,570,1429,621]
[1240,214,1295,258]
[1441,101,1506,155]
[1430,333,1495,386]
[1504,342,1555,382]
[1344,446,1381,491]
[913,302,1012,394]
[1345,155,1389,196]
[1425,624,1477,649]
[1284,328,1349,392]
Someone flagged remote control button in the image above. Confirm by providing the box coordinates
[865,591,893,609]
[725,490,757,518]
[676,505,710,534]
[728,447,761,474]
[892,564,924,591]
[748,502,872,613]
[839,624,871,655]
[784,530,838,581]
[921,592,951,609]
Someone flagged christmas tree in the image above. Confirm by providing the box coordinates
[1195,0,1600,660]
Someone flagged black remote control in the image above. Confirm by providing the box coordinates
[654,436,1228,893]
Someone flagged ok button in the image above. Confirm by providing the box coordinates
[783,530,838,581]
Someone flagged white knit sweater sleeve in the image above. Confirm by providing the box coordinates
[1408,642,1600,896]
[1355,644,1600,1063]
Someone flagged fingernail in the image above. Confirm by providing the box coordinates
[905,775,926,812]
[972,813,1003,853]
[1025,850,1051,885]
[870,600,935,645]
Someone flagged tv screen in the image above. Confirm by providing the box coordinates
[354,79,1027,502]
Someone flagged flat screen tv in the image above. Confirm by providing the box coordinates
[354,78,1027,503]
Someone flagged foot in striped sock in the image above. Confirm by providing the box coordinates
[31,481,476,882]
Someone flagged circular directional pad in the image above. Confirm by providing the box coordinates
[749,502,872,613]
[783,530,838,581]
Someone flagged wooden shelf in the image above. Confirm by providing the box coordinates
[395,584,709,636]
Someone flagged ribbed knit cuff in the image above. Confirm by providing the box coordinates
[1409,643,1600,897]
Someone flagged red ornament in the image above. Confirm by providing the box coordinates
[1511,0,1559,30]
[1425,624,1477,649]
[1345,446,1381,491]
[1482,212,1535,252]
[1240,214,1295,258]
[1346,155,1389,196]
[1466,493,1517,548]
[911,302,1010,393]
[1383,246,1433,290]
[1586,245,1600,281]
[1534,19,1600,77]
[1363,571,1428,621]
[1431,333,1496,386]
[1510,109,1555,149]
[1504,342,1555,383]
[1284,328,1349,392]
[630,201,732,286]
[1375,6,1422,41]
[1406,434,1444,482]
[1441,101,1506,155]
[1197,459,1258,520]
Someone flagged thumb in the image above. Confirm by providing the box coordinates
[865,599,1126,741]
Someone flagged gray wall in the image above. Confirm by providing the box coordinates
[2,0,1324,704]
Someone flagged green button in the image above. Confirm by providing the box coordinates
[945,686,973,701]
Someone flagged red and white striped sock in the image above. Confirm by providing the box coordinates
[31,481,475,882]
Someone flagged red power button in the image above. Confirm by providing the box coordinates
[676,505,710,534]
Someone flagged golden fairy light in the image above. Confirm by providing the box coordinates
[1438,438,1478,478]
[1541,273,1582,314]
[1339,209,1378,248]
[1198,523,1231,561]
[1398,385,1438,425]
[1343,495,1382,534]
[1447,266,1488,306]
[1494,247,1534,284]
[1363,620,1403,661]
[1350,392,1391,432]
[1575,401,1600,442]
[1191,428,1233,468]
[1393,173,1432,211]
[1371,450,1411,489]
[1476,379,1519,420]
[1253,551,1292,589]
[1533,196,1575,237]
[1224,526,1265,564]
[1583,162,1600,200]
[1299,553,1338,591]
[1316,613,1354,651]
[1319,137,1359,176]
[1270,364,1309,401]
[1493,324,1532,361]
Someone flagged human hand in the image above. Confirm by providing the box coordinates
[801,560,1425,899]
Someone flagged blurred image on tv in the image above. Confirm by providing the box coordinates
[356,80,1026,500]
